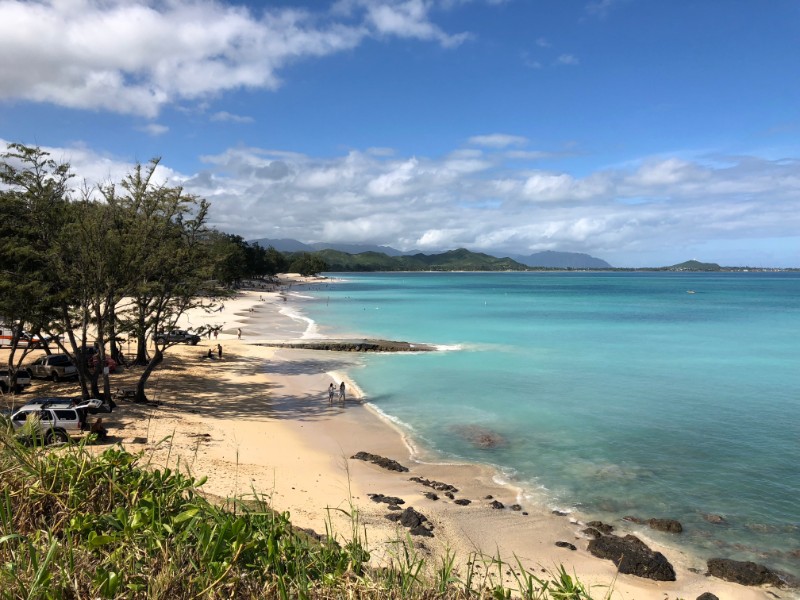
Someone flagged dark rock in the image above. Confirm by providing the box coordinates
[424,492,439,501]
[623,515,645,524]
[368,493,405,506]
[552,510,569,517]
[582,528,603,539]
[351,452,409,472]
[648,518,683,533]
[587,534,676,581]
[490,500,505,509]
[387,504,402,511]
[703,513,728,525]
[444,492,454,499]
[485,495,494,500]
[510,504,522,511]
[706,558,790,587]
[451,424,507,449]
[555,541,577,551]
[586,521,614,535]
[409,476,458,493]
[696,594,719,600]
[454,499,471,506]
[385,507,434,537]
[261,339,435,353]
[522,511,529,516]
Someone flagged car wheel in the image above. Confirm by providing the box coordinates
[46,429,69,444]
[190,339,198,345]
[52,371,60,382]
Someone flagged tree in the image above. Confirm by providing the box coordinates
[289,253,328,277]
[0,144,74,394]
[103,160,213,402]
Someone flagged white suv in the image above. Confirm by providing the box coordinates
[9,399,101,444]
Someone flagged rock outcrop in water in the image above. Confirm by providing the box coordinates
[258,339,434,352]
[706,558,795,588]
[451,424,507,449]
[647,518,683,533]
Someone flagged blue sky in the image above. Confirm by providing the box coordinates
[2,0,800,267]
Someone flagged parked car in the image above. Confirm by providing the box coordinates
[9,399,101,444]
[154,329,201,345]
[27,354,78,382]
[0,368,32,393]
[25,396,113,414]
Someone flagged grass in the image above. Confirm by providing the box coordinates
[0,419,610,599]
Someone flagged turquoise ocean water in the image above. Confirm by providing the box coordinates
[295,272,799,576]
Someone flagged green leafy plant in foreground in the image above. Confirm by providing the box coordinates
[0,420,606,599]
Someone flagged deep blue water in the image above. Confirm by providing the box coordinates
[298,272,800,576]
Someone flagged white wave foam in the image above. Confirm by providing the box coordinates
[278,305,320,339]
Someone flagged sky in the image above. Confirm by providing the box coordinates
[1,0,800,267]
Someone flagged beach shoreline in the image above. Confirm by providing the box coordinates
[9,276,786,599]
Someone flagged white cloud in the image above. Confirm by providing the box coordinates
[363,0,470,47]
[468,134,528,148]
[6,137,800,266]
[0,0,471,117]
[210,111,255,124]
[137,123,169,136]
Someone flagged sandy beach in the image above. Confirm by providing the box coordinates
[9,278,785,600]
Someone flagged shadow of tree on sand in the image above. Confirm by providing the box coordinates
[142,349,365,424]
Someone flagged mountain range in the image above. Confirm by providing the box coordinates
[248,238,613,269]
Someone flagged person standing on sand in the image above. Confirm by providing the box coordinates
[237,328,242,340]
[339,381,346,404]
[213,329,218,340]
[328,383,335,405]
[217,344,222,358]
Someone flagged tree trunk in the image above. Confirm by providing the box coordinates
[61,305,91,400]
[135,346,163,403]
[134,303,149,365]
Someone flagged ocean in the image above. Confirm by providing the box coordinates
[289,271,800,577]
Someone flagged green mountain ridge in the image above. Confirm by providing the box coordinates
[292,247,531,271]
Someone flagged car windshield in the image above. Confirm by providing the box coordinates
[50,355,72,365]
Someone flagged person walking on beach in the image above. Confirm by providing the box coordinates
[338,381,346,405]
[213,329,218,340]
[217,344,222,358]
[328,383,335,405]
[237,328,242,340]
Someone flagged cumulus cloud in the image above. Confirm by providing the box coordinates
[0,0,471,117]
[5,137,800,266]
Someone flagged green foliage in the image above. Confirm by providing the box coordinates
[289,252,329,276]
[0,426,606,599]
[302,247,531,272]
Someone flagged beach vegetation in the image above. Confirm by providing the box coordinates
[289,252,329,277]
[0,423,606,599]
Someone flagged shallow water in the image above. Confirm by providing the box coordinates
[294,272,800,576]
